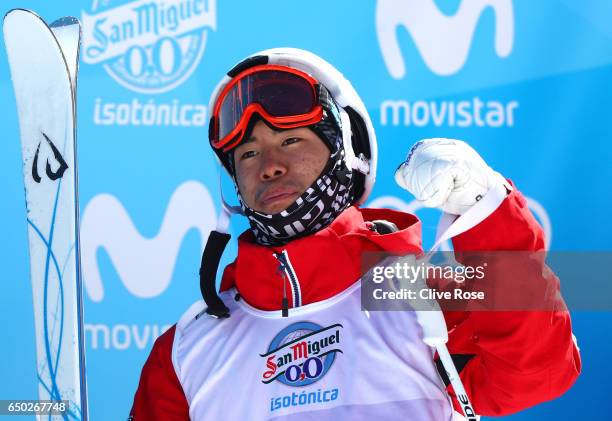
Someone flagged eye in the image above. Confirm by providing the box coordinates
[282,137,301,146]
[239,150,258,160]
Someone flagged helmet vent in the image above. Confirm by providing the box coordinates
[227,55,269,77]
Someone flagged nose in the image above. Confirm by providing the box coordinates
[260,150,288,181]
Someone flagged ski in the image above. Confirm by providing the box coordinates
[3,9,88,420]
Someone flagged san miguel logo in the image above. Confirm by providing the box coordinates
[32,133,69,183]
[260,322,343,387]
[81,0,216,93]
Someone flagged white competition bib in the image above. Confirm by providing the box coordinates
[173,281,454,420]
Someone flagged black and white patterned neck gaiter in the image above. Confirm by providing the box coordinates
[238,145,354,246]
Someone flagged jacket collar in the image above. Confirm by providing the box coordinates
[220,206,422,311]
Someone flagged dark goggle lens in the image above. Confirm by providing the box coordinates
[217,70,316,141]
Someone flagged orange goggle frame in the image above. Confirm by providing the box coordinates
[211,64,324,152]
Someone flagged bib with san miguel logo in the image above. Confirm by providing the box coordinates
[173,281,453,420]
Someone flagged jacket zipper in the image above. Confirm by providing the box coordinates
[274,250,302,316]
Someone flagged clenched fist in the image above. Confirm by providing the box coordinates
[395,138,508,215]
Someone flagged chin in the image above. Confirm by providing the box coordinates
[259,199,296,215]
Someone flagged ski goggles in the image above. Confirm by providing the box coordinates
[211,65,324,152]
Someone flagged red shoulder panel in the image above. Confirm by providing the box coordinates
[129,325,190,420]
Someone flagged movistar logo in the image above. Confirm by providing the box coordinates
[376,0,514,78]
[80,181,217,301]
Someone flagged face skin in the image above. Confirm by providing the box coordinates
[233,120,330,214]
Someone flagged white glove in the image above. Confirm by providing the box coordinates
[395,138,508,215]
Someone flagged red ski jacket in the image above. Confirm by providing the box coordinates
[130,183,581,419]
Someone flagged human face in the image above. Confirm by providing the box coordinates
[233,120,330,214]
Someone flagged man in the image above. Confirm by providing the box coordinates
[130,48,580,420]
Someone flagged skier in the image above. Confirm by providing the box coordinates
[129,48,580,420]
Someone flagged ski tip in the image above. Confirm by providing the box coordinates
[50,16,81,29]
[3,9,44,39]
[3,8,40,24]
[3,10,80,31]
